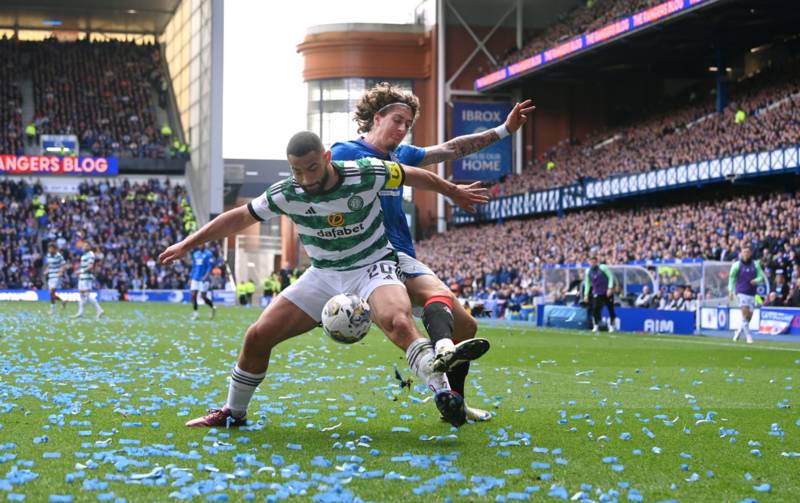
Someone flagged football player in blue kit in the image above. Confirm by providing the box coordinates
[190,244,216,320]
[331,82,534,422]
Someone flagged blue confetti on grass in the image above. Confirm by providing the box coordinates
[547,485,568,500]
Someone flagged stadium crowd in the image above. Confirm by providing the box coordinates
[417,191,800,315]
[499,62,800,194]
[0,38,24,156]
[29,38,171,158]
[494,0,666,71]
[0,178,225,293]
[0,36,177,159]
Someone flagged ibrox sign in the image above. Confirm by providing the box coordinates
[0,155,119,176]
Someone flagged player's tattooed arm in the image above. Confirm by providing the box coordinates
[419,99,535,166]
[420,130,499,165]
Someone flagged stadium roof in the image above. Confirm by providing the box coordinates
[0,0,179,35]
[471,0,800,91]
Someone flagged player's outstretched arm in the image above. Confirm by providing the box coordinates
[159,205,256,265]
[418,99,535,166]
[403,166,489,213]
[728,262,739,299]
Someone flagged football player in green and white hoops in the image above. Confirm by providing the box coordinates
[72,241,104,320]
[160,131,490,429]
[45,241,67,314]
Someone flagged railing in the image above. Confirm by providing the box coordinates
[453,144,800,224]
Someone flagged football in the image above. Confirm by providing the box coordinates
[321,293,372,344]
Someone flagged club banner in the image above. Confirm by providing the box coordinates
[0,155,119,176]
[758,307,800,335]
[699,306,800,335]
[451,102,512,181]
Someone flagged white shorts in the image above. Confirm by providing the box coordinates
[397,252,435,280]
[78,279,93,292]
[737,294,756,309]
[47,278,61,290]
[190,280,209,293]
[281,259,404,322]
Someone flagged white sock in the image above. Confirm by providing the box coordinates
[225,365,266,418]
[76,294,86,316]
[434,338,455,354]
[406,339,451,393]
[89,296,102,313]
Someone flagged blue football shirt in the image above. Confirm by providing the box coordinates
[190,250,208,281]
[331,138,425,257]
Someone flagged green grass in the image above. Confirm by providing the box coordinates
[1,302,799,502]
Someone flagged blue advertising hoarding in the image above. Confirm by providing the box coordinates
[451,102,512,181]
[537,304,696,335]
[0,289,235,305]
[126,290,236,305]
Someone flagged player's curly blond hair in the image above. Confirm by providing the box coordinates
[353,82,420,134]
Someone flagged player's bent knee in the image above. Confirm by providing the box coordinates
[244,322,278,352]
[379,312,415,337]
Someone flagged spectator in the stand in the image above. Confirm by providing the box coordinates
[682,286,696,311]
[25,122,36,145]
[583,256,616,332]
[787,275,800,307]
[652,289,665,309]
[634,285,654,308]
[766,269,790,306]
[663,287,685,311]
[506,286,529,317]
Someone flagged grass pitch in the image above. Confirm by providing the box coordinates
[1,302,799,502]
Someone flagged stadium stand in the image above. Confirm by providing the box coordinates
[498,60,800,194]
[416,191,800,312]
[0,37,25,156]
[502,62,800,194]
[0,178,225,292]
[0,36,174,159]
[495,0,677,72]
